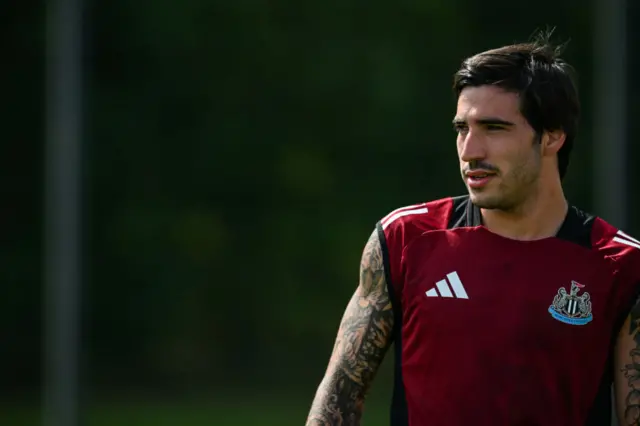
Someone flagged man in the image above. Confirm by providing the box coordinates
[305,33,640,426]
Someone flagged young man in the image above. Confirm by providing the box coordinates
[305,35,640,426]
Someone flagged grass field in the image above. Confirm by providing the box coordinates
[3,393,390,426]
[5,363,395,425]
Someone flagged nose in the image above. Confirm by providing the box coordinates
[458,130,486,163]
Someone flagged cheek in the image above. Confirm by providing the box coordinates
[491,137,525,162]
[502,146,540,178]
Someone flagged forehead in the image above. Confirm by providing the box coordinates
[455,85,523,122]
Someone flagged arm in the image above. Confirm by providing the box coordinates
[305,229,395,426]
[614,296,640,425]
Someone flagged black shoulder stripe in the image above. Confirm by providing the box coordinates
[555,206,596,249]
[448,196,468,229]
[448,195,481,229]
[375,221,396,324]
[375,221,409,426]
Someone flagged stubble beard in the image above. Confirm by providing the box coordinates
[468,153,541,213]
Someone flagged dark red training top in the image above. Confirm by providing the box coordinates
[377,195,640,426]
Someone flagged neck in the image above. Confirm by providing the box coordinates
[480,179,568,241]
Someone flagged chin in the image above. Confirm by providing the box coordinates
[468,190,506,210]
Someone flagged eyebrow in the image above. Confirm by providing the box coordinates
[452,117,515,127]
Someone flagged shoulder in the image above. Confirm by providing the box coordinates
[564,205,640,300]
[583,212,640,328]
[377,195,461,233]
[557,204,638,260]
[375,196,463,293]
[376,195,471,251]
[589,213,640,279]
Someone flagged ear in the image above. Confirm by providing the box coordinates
[541,130,566,157]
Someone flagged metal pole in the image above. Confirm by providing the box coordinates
[44,0,84,423]
[593,0,627,424]
[593,0,627,229]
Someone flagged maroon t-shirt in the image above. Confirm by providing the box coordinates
[377,195,640,426]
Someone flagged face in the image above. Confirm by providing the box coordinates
[453,85,542,211]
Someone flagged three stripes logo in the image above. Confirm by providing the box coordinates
[613,230,640,250]
[425,271,469,299]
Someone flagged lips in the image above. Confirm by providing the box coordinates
[465,170,495,178]
[465,170,496,189]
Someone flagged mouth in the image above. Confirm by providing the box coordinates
[464,170,497,189]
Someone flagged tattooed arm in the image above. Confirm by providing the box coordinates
[305,229,395,426]
[615,295,640,425]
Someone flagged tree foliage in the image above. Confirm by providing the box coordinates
[4,0,638,395]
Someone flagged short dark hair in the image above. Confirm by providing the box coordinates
[453,31,580,180]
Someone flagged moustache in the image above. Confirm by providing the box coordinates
[463,161,499,174]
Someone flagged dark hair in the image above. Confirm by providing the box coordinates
[453,31,580,180]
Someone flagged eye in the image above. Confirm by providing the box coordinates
[486,124,505,131]
[454,123,468,134]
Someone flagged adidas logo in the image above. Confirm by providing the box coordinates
[425,271,469,299]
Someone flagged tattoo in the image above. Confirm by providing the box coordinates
[306,229,394,426]
[621,297,640,425]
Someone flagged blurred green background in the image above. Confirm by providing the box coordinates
[3,0,640,425]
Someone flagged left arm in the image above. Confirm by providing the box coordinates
[614,297,640,425]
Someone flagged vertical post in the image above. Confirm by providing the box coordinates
[593,0,627,229]
[44,0,83,424]
[593,0,627,424]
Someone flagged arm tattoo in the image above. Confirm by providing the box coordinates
[621,297,640,425]
[306,230,394,426]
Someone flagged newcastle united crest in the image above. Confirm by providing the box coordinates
[548,281,593,326]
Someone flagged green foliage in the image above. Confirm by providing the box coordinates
[7,0,638,402]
